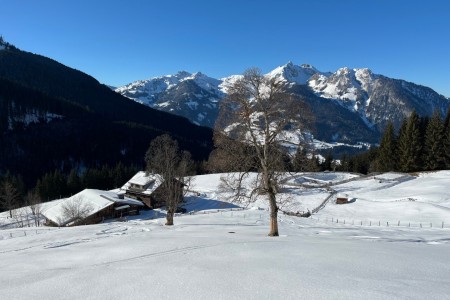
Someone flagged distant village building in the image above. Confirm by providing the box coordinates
[41,189,144,227]
[120,171,184,209]
[336,197,349,204]
[336,193,349,204]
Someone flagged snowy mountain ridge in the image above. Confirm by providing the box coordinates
[116,62,450,141]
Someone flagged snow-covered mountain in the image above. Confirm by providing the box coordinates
[116,71,223,127]
[116,63,450,142]
[308,67,449,131]
[267,61,330,85]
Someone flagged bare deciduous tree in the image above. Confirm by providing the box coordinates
[60,196,93,226]
[145,134,194,226]
[0,181,20,218]
[26,190,42,227]
[214,68,313,236]
[12,207,30,228]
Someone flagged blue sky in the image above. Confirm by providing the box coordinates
[1,0,449,96]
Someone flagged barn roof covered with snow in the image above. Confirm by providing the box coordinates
[41,189,144,226]
[120,171,163,195]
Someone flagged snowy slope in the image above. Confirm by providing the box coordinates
[318,171,450,225]
[1,171,450,299]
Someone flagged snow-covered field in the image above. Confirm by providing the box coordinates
[1,171,450,299]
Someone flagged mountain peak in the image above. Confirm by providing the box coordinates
[336,67,353,75]
[175,70,191,78]
[267,62,320,85]
[300,63,317,70]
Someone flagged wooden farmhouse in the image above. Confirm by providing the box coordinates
[120,171,184,209]
[41,189,144,227]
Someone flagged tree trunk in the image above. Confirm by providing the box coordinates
[165,211,174,226]
[267,187,279,237]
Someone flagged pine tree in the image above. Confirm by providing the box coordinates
[338,153,350,172]
[398,111,422,172]
[377,122,397,172]
[444,110,450,168]
[292,147,310,172]
[444,106,450,131]
[424,111,445,170]
[322,151,333,171]
[67,168,82,195]
[445,127,450,168]
[0,181,20,218]
[305,151,321,172]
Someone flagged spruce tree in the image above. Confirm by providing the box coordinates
[377,122,397,172]
[67,168,82,195]
[445,127,450,168]
[321,151,333,171]
[292,147,309,172]
[444,110,450,168]
[398,111,422,172]
[444,106,450,131]
[424,111,445,170]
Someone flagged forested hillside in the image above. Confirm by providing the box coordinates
[0,45,213,189]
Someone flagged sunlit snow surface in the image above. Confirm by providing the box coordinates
[1,171,450,299]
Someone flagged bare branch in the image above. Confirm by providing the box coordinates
[213,68,313,236]
[61,196,93,226]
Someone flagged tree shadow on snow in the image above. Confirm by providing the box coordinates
[182,196,241,213]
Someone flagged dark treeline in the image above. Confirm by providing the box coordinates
[337,108,450,174]
[0,162,139,212]
[0,44,213,192]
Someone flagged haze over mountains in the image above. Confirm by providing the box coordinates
[116,62,450,145]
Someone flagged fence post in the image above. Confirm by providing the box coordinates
[344,220,345,224]
[379,221,380,226]
[370,221,371,226]
[360,221,362,226]
[409,222,410,227]
[430,223,432,228]
[398,221,400,227]
[420,223,422,228]
[387,222,389,227]
[442,221,444,229]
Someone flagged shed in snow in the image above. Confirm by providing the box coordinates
[41,189,144,227]
[336,197,349,204]
[120,171,184,209]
